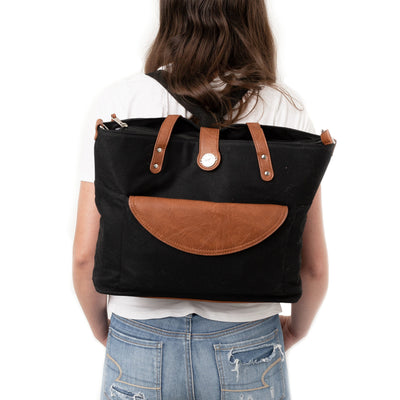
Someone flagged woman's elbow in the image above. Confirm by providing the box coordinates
[72,243,95,270]
[300,258,329,280]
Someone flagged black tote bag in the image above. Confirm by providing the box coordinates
[92,70,337,302]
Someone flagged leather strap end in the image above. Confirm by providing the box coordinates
[246,122,274,182]
[150,115,181,174]
[197,127,221,171]
[94,119,104,140]
[321,129,335,145]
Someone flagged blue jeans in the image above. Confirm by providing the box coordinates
[100,312,291,400]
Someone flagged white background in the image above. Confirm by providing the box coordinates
[1,0,399,398]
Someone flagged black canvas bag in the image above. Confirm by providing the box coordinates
[92,70,337,303]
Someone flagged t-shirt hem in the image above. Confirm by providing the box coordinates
[107,303,282,323]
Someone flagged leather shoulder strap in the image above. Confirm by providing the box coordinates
[146,69,249,127]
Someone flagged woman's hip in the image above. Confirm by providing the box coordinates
[100,312,290,400]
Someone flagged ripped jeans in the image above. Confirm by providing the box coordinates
[100,312,291,400]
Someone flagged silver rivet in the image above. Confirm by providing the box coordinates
[153,163,159,169]
[200,152,217,167]
[261,154,267,159]
[264,171,270,176]
[157,147,162,152]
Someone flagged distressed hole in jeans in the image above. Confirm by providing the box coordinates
[228,343,284,382]
[229,344,275,365]
[110,384,146,400]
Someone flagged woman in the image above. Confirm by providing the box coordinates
[73,1,329,399]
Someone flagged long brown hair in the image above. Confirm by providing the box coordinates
[144,0,300,129]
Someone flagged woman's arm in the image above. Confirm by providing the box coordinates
[280,184,330,350]
[72,181,109,346]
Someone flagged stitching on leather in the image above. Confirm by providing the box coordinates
[213,128,220,169]
[247,123,274,180]
[151,115,179,172]
[198,127,220,171]
[128,196,288,255]
[129,196,287,254]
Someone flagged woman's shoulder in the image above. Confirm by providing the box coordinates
[250,81,317,133]
[91,72,166,104]
[85,72,168,120]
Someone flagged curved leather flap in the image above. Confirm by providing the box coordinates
[128,196,288,256]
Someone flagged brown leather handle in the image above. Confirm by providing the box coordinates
[149,115,181,174]
[246,123,274,181]
[150,115,274,181]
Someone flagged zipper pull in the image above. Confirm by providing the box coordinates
[111,113,128,128]
[94,118,109,140]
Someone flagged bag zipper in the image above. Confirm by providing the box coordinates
[102,113,326,145]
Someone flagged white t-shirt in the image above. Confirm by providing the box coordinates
[77,68,316,322]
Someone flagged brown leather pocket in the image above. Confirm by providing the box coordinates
[128,196,288,256]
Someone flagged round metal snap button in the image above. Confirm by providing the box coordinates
[200,152,217,167]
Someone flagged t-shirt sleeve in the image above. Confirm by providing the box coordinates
[273,83,317,134]
[292,105,316,134]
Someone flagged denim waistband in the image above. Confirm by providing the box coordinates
[110,312,280,339]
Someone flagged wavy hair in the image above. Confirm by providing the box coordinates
[144,0,300,128]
